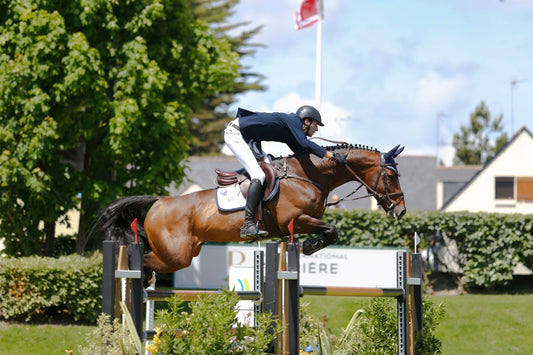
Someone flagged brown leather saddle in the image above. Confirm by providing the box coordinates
[215,162,279,201]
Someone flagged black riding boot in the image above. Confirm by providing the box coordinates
[240,179,269,239]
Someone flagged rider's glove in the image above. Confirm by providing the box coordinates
[330,153,347,164]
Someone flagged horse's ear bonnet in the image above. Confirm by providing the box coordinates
[383,145,404,175]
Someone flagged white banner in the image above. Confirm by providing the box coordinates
[174,244,404,289]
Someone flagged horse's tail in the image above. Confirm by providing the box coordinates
[92,195,161,247]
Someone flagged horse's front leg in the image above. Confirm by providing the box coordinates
[292,215,338,255]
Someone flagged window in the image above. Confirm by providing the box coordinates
[495,176,533,202]
[517,177,533,201]
[495,177,514,200]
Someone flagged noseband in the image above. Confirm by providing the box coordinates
[341,152,404,212]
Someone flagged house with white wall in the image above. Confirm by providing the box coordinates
[442,126,533,213]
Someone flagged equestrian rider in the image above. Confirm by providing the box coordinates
[224,105,347,239]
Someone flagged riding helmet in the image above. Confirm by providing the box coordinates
[296,105,323,126]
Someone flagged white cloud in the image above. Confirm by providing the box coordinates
[415,71,471,116]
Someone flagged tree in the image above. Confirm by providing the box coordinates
[0,0,239,256]
[186,0,266,155]
[452,101,508,165]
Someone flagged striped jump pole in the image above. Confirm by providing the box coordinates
[144,289,263,302]
[301,286,404,297]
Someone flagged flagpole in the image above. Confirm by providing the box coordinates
[315,0,322,110]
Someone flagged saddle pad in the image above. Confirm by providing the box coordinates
[216,184,246,211]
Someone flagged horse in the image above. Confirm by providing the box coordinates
[93,143,406,285]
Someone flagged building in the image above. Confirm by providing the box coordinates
[442,126,533,213]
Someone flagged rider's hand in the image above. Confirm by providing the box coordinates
[331,152,347,164]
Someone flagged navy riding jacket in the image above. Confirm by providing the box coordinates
[237,108,327,158]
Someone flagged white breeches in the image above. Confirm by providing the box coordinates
[224,119,266,183]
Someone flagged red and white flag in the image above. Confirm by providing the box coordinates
[295,0,323,30]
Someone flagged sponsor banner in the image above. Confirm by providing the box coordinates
[174,244,403,289]
[229,265,255,326]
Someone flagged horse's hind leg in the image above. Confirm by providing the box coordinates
[140,247,195,288]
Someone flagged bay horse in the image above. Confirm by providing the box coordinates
[94,144,406,285]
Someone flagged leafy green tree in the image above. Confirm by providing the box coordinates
[0,0,239,255]
[452,101,508,165]
[187,0,266,155]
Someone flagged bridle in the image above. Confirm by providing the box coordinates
[341,153,404,212]
[306,138,404,212]
[278,138,404,212]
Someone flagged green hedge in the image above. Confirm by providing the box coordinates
[0,252,102,322]
[322,210,533,288]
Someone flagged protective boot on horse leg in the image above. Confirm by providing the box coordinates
[241,178,268,238]
[302,223,338,255]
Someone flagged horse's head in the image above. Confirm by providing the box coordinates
[345,144,406,220]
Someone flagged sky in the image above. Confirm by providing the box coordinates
[223,0,533,165]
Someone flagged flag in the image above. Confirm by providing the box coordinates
[414,232,420,253]
[295,0,323,30]
[131,217,138,244]
[288,218,295,244]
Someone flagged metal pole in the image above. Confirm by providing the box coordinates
[315,0,322,109]
[396,251,408,355]
[510,79,530,134]
[265,242,279,354]
[254,250,264,326]
[129,242,144,340]
[278,242,288,355]
[102,241,116,322]
[287,241,300,355]
[436,112,448,166]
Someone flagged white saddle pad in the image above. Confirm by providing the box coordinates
[216,184,246,211]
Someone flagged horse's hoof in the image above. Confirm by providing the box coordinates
[302,241,320,255]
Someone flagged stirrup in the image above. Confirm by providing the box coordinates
[240,221,268,239]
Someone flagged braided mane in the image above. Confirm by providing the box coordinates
[272,143,379,162]
[323,143,379,153]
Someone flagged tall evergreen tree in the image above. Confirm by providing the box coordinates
[452,101,508,165]
[187,0,266,155]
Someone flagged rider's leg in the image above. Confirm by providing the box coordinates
[224,121,268,238]
[240,178,268,238]
[224,121,266,180]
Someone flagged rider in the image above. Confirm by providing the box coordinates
[224,105,347,239]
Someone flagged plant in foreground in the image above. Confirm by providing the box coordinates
[150,289,282,354]
[301,297,445,355]
[77,313,137,354]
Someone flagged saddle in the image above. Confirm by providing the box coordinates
[215,162,279,201]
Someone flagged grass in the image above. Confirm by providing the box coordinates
[0,322,91,354]
[303,294,533,355]
[1,294,532,354]
[433,294,533,355]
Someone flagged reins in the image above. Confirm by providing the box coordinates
[279,139,404,212]
[339,154,404,211]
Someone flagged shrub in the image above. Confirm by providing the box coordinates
[323,209,533,288]
[0,252,102,322]
[150,289,282,354]
[77,313,137,354]
[334,297,445,355]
